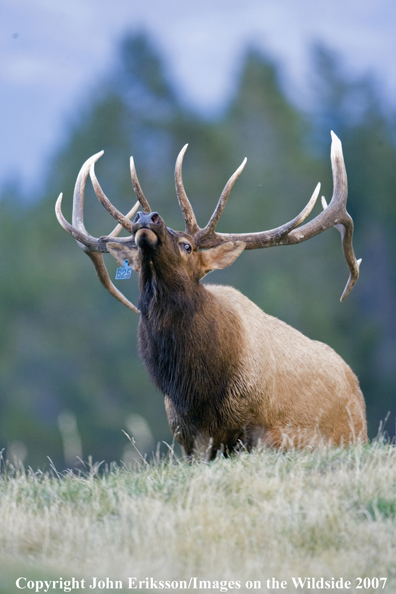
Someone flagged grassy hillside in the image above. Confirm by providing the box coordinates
[1,441,395,593]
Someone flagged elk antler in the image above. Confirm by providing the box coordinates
[57,132,360,311]
[175,144,200,235]
[55,151,152,314]
[175,131,361,301]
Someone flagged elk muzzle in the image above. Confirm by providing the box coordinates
[132,211,164,250]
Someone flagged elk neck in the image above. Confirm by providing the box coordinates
[136,251,242,428]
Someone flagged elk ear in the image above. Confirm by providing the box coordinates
[107,242,141,272]
[199,241,245,278]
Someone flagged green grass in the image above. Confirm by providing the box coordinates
[1,441,396,593]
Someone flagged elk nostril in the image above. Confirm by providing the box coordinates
[151,213,160,224]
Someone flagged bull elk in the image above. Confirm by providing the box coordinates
[56,132,367,458]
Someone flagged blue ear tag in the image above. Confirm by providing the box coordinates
[115,260,133,280]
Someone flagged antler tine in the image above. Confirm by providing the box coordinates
[56,193,108,251]
[199,158,247,240]
[87,252,140,314]
[276,182,321,236]
[322,194,362,301]
[109,201,140,238]
[130,157,151,213]
[175,144,200,235]
[90,162,133,233]
[72,151,104,238]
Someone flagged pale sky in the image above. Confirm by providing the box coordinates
[1,0,395,194]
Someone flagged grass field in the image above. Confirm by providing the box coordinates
[1,440,396,593]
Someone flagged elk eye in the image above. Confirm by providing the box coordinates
[182,243,192,254]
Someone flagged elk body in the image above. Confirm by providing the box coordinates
[56,132,367,457]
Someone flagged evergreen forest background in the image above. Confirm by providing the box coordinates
[1,33,395,469]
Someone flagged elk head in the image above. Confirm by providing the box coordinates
[56,132,361,313]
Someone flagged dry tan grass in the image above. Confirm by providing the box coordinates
[1,441,396,593]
